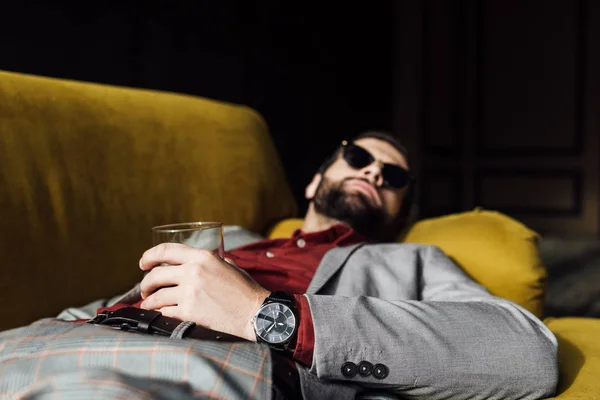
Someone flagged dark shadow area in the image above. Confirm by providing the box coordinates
[0,0,396,213]
[540,237,600,318]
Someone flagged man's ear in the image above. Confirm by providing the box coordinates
[305,173,322,200]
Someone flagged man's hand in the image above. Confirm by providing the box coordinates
[138,243,270,342]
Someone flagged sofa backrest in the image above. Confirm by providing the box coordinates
[0,70,297,330]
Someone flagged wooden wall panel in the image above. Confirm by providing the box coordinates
[475,169,582,216]
[395,0,599,235]
[422,0,462,155]
[421,169,462,217]
[477,0,583,156]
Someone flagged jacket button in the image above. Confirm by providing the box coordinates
[372,364,389,379]
[341,362,357,378]
[357,361,373,376]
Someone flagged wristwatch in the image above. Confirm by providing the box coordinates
[252,292,298,353]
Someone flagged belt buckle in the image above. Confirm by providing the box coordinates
[87,311,109,325]
[87,307,161,334]
[87,309,139,332]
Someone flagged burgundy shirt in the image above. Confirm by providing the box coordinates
[97,224,364,367]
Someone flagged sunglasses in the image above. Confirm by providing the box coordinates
[341,140,411,189]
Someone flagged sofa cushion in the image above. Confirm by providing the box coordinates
[545,317,600,398]
[267,218,305,239]
[404,209,545,317]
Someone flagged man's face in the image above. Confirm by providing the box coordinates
[306,137,410,239]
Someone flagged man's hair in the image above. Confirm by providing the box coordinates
[315,130,416,241]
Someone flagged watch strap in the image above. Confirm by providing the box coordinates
[264,291,296,308]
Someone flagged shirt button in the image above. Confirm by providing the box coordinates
[265,251,275,258]
[297,238,306,248]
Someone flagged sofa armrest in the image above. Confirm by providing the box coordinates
[0,70,297,331]
[545,317,600,398]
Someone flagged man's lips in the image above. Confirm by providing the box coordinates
[344,180,381,205]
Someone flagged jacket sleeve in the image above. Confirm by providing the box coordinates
[304,245,559,400]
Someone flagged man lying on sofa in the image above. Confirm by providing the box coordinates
[2,131,558,399]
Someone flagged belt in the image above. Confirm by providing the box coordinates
[88,307,301,399]
[88,306,245,341]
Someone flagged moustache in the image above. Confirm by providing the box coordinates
[342,178,381,204]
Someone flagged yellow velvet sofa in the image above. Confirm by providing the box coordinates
[0,70,598,399]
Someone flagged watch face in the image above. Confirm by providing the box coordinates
[254,302,296,344]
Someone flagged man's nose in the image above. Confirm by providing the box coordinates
[359,162,384,187]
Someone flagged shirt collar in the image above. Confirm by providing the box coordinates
[291,223,365,246]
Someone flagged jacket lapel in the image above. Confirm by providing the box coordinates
[306,243,365,294]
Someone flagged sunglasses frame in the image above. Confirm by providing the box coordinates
[340,140,413,189]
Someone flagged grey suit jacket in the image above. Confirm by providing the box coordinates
[225,227,558,400]
[300,242,558,400]
[58,226,559,400]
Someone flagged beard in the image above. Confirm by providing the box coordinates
[312,176,387,240]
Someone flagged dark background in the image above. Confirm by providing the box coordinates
[0,0,395,213]
[2,0,600,317]
[2,0,599,234]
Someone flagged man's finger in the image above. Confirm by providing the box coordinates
[140,265,183,299]
[158,306,180,320]
[139,243,214,271]
[140,286,180,310]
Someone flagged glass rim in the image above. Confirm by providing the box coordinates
[151,221,223,233]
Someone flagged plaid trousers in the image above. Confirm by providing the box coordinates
[0,319,273,399]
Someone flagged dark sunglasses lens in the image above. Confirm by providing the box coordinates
[344,145,372,169]
[383,165,409,189]
[344,143,409,188]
